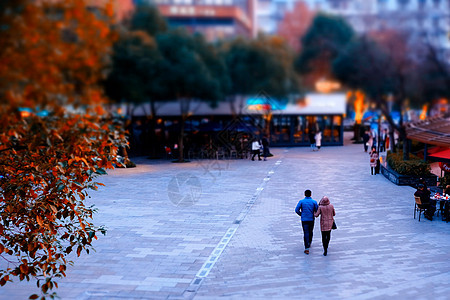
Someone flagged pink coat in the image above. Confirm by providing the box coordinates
[314,198,335,231]
[369,152,378,167]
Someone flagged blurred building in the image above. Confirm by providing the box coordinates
[128,93,346,148]
[301,0,450,57]
[257,0,297,33]
[86,0,135,21]
[135,0,256,40]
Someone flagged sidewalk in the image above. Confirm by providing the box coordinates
[1,133,449,299]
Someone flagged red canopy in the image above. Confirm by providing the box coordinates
[429,148,450,161]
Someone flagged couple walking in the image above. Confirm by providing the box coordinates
[295,190,335,256]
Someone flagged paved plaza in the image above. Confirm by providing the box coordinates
[1,133,450,300]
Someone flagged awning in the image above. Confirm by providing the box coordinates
[429,148,450,163]
[405,116,450,147]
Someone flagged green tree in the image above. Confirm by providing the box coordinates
[222,35,299,115]
[105,4,168,157]
[105,31,162,115]
[128,3,167,36]
[156,29,225,162]
[294,13,355,87]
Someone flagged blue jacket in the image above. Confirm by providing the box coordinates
[295,197,318,221]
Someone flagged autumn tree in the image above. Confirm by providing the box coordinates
[332,31,430,158]
[0,0,126,298]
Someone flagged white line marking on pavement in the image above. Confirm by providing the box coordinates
[184,153,286,298]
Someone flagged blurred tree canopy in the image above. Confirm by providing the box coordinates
[295,13,354,87]
[222,35,299,113]
[105,3,301,158]
[0,0,126,298]
[105,31,163,114]
[128,2,168,36]
[104,3,169,157]
[156,29,225,162]
[332,30,450,157]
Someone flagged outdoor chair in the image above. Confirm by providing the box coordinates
[199,148,210,159]
[216,147,226,160]
[229,146,238,159]
[239,149,249,159]
[414,196,426,222]
[188,149,197,160]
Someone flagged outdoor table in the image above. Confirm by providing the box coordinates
[431,194,450,221]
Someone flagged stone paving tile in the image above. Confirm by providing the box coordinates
[195,134,450,300]
[0,151,275,299]
[1,133,449,300]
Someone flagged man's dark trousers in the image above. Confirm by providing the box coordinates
[301,221,314,249]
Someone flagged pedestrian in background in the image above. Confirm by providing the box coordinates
[295,189,318,255]
[315,130,322,151]
[369,146,379,175]
[251,138,262,161]
[314,196,335,256]
[363,130,370,152]
[380,129,387,152]
[414,184,435,221]
[371,128,377,149]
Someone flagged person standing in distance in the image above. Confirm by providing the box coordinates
[363,130,370,152]
[315,130,322,151]
[295,190,318,255]
[314,196,335,256]
[251,138,262,161]
[369,146,379,175]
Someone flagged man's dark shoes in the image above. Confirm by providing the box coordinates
[304,250,309,255]
[425,214,433,221]
[323,250,327,256]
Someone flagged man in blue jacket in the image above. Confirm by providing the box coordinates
[295,190,318,254]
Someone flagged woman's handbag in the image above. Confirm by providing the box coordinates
[332,221,337,230]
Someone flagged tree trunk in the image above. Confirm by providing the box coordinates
[178,117,186,162]
[403,137,410,161]
[229,95,237,119]
[353,123,361,142]
[147,100,158,158]
[178,98,191,162]
[388,127,395,153]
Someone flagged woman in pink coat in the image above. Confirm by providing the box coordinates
[369,146,379,175]
[314,196,335,256]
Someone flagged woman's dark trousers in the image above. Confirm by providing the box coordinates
[321,230,331,253]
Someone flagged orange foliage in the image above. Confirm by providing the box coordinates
[353,90,365,124]
[0,0,127,297]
